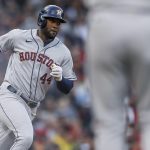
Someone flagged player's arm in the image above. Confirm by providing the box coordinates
[0,29,16,52]
[56,76,74,94]
[50,64,74,94]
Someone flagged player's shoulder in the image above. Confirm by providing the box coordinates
[8,28,28,34]
[55,37,71,54]
[8,28,31,37]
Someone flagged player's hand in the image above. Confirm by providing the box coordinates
[50,64,62,81]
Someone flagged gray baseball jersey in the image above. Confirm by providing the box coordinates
[0,28,76,150]
[0,29,76,102]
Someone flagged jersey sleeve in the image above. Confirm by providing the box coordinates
[0,29,17,52]
[62,50,77,81]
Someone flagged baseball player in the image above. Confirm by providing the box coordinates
[84,0,150,150]
[0,5,76,150]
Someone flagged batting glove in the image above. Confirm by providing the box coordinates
[50,64,63,81]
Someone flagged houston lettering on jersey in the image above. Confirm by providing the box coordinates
[19,52,54,69]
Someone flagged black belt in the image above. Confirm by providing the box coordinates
[7,85,38,108]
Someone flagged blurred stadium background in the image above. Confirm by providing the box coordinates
[0,0,141,150]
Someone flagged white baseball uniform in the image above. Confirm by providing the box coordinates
[84,0,150,150]
[0,29,76,150]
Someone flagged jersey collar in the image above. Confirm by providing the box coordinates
[32,29,60,48]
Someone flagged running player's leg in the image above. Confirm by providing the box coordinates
[87,17,129,150]
[127,15,150,150]
[0,122,14,150]
[0,94,33,150]
[135,62,150,150]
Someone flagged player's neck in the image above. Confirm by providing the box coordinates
[37,29,46,42]
[37,29,54,45]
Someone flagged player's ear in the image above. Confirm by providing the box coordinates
[37,10,47,28]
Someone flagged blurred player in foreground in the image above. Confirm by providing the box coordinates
[84,0,150,150]
[0,5,76,150]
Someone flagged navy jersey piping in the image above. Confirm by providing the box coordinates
[33,50,46,101]
[0,103,19,148]
[34,40,60,101]
[43,40,60,50]
[29,29,39,99]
